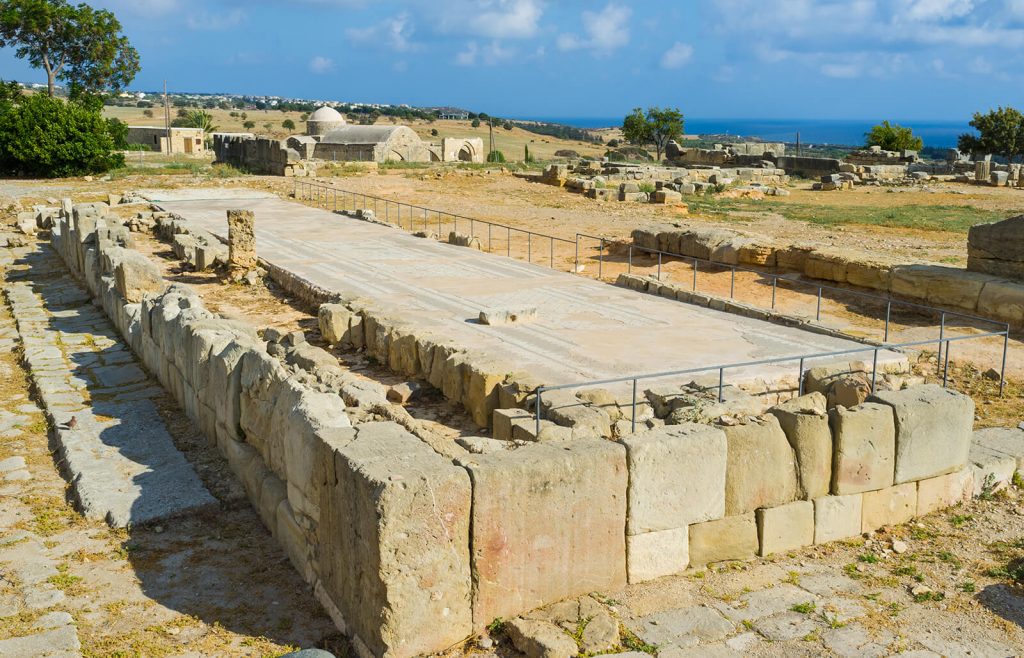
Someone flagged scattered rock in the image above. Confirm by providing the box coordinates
[505,618,579,658]
[892,539,908,554]
[387,382,422,404]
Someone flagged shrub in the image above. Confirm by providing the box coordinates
[554,149,579,158]
[503,121,513,130]
[243,120,255,130]
[142,109,153,118]
[0,94,124,176]
[430,128,439,136]
[486,150,506,163]
[638,182,656,194]
[471,118,481,128]
[282,119,296,131]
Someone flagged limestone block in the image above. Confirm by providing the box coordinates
[889,265,996,311]
[276,500,311,582]
[317,303,354,346]
[813,494,863,544]
[969,444,1016,497]
[114,250,165,303]
[464,360,507,428]
[723,416,798,516]
[861,482,917,532]
[688,514,758,567]
[505,618,579,658]
[227,209,257,270]
[209,338,261,443]
[627,527,689,584]
[829,402,896,495]
[319,422,472,657]
[917,469,973,516]
[479,307,538,325]
[804,251,849,283]
[757,500,814,556]
[461,440,627,626]
[977,281,1024,325]
[769,393,832,500]
[493,407,534,441]
[619,423,727,535]
[869,385,974,484]
[239,349,290,458]
[972,427,1024,470]
[259,473,287,533]
[968,215,1024,264]
[846,261,892,291]
[387,329,420,377]
[283,390,352,503]
[285,343,338,372]
[542,390,612,438]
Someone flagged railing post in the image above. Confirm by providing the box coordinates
[942,339,951,388]
[884,300,891,342]
[535,389,542,438]
[730,267,736,299]
[488,223,492,252]
[816,287,822,321]
[1000,330,1009,397]
[693,258,698,290]
[798,357,805,396]
[871,349,879,394]
[550,238,554,269]
[507,227,511,257]
[631,378,638,434]
[718,368,725,403]
[599,238,604,280]
[575,235,579,273]
[528,233,532,263]
[657,252,662,280]
[772,276,778,309]
[937,312,946,374]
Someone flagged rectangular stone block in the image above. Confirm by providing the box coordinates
[757,501,814,556]
[723,416,798,515]
[813,494,863,545]
[319,422,472,658]
[870,385,974,484]
[462,440,627,626]
[862,482,917,532]
[689,514,758,567]
[627,527,689,584]
[917,469,973,517]
[969,444,1016,497]
[619,423,727,535]
[492,407,533,441]
[770,393,832,500]
[829,402,896,495]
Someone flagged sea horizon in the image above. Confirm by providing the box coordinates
[515,116,973,149]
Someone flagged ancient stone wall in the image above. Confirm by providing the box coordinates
[968,215,1024,281]
[44,198,1020,656]
[632,225,1024,327]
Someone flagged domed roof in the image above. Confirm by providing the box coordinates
[320,125,412,145]
[308,106,345,123]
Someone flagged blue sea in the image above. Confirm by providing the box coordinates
[519,117,971,149]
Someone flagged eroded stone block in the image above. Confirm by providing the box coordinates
[862,482,917,532]
[813,494,863,544]
[757,500,814,556]
[723,416,798,515]
[829,402,895,495]
[627,527,689,584]
[688,514,758,567]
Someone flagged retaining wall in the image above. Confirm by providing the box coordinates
[632,225,1024,327]
[44,198,1019,656]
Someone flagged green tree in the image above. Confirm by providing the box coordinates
[487,150,505,163]
[621,106,684,160]
[242,120,255,130]
[865,120,923,151]
[958,106,1024,162]
[282,118,296,131]
[471,118,481,128]
[0,93,124,176]
[175,110,218,146]
[0,0,139,98]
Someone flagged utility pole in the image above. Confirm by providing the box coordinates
[796,131,801,157]
[163,80,171,155]
[488,119,494,162]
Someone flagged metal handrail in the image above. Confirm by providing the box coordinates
[294,179,575,268]
[575,231,1009,335]
[534,329,1011,436]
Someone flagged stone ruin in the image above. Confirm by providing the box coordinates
[213,105,485,176]
[968,214,1024,281]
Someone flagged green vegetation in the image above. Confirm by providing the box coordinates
[487,150,506,163]
[959,106,1024,162]
[0,91,124,176]
[622,106,684,160]
[791,601,816,614]
[282,118,295,131]
[0,0,139,97]
[949,514,973,527]
[865,120,923,151]
[172,110,218,146]
[685,196,1014,233]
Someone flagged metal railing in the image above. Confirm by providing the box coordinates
[576,232,1010,345]
[533,329,1010,436]
[294,179,576,268]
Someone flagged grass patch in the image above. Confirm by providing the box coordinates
[47,563,84,595]
[858,553,880,564]
[685,197,1014,233]
[949,514,974,528]
[959,580,977,593]
[791,601,816,614]
[913,590,946,603]
[619,627,657,655]
[18,494,84,537]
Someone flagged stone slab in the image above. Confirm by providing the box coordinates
[689,514,758,567]
[862,482,917,532]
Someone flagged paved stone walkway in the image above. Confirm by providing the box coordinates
[153,192,904,393]
[1,246,215,528]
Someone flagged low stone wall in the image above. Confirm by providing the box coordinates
[632,225,1024,326]
[45,198,1023,657]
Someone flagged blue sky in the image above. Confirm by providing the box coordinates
[1,0,1023,121]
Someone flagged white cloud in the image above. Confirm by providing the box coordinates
[185,8,246,30]
[345,12,419,52]
[660,42,694,69]
[897,0,974,22]
[470,0,544,39]
[557,3,632,55]
[821,62,862,78]
[455,40,516,66]
[309,56,335,74]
